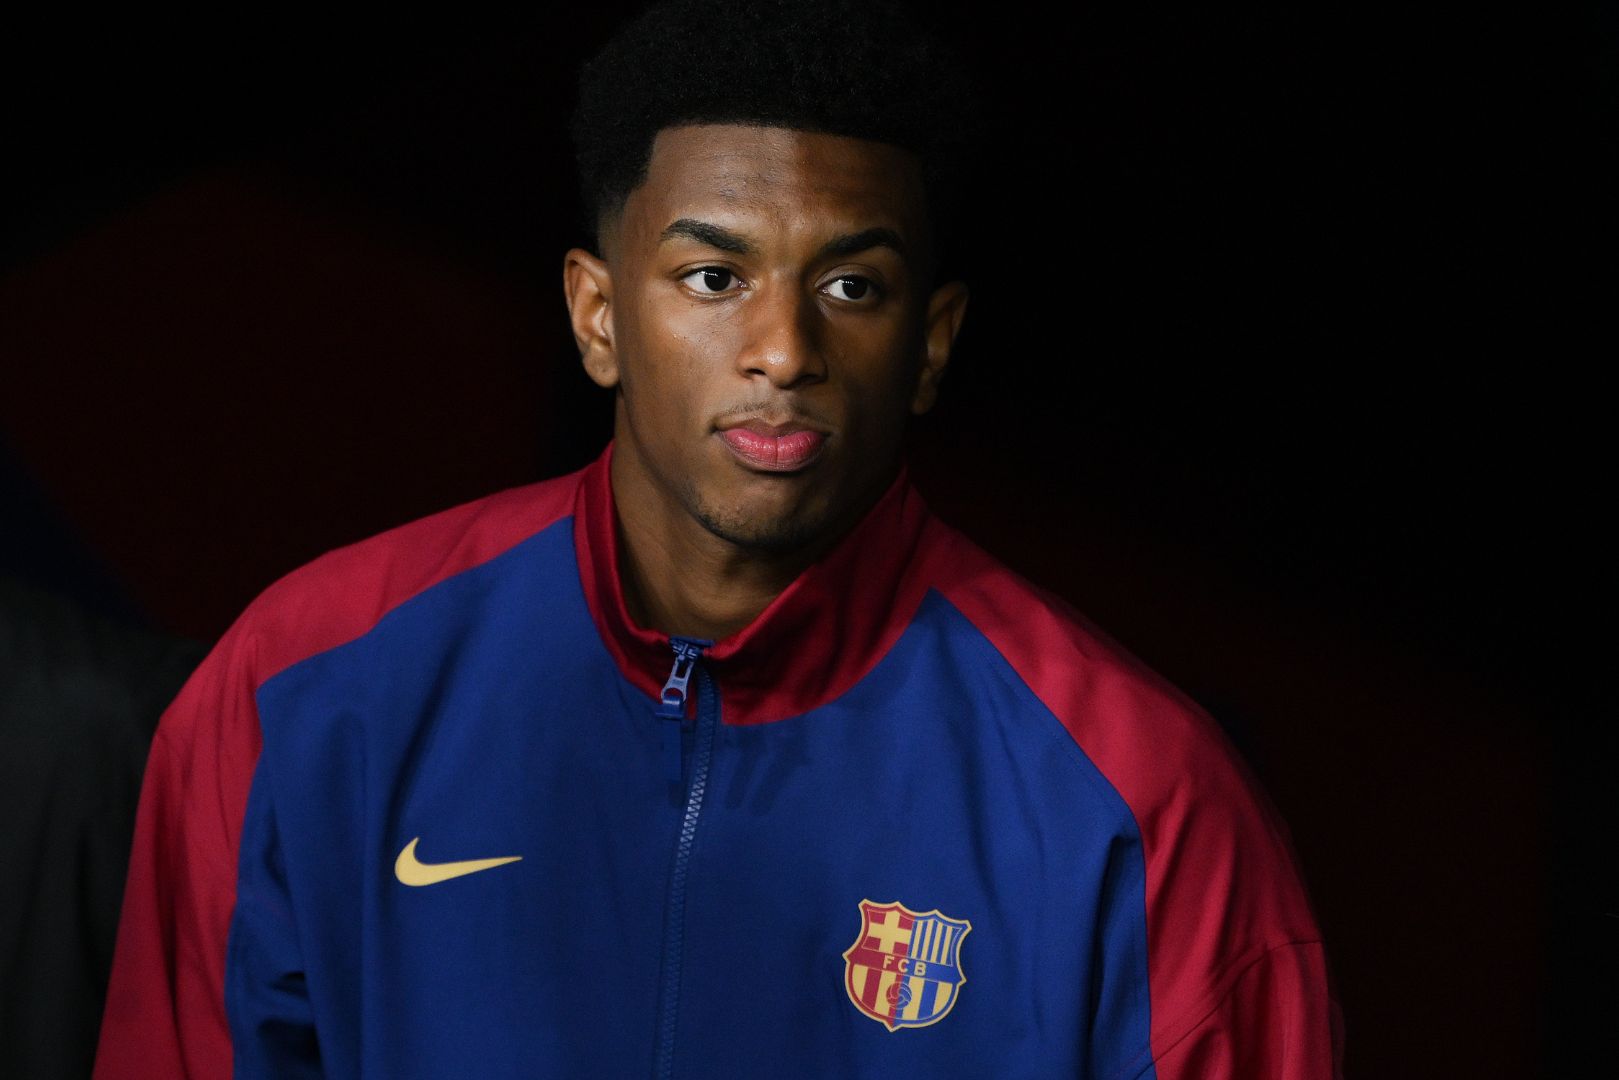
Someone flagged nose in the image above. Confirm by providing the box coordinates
[734,284,827,390]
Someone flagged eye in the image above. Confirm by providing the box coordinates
[824,275,879,303]
[681,267,742,294]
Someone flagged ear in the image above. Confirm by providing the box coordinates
[911,280,970,415]
[563,248,619,389]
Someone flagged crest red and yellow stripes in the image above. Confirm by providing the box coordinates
[842,899,972,1031]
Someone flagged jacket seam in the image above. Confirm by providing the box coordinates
[1109,937,1326,1080]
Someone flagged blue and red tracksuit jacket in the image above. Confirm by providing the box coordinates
[95,440,1342,1079]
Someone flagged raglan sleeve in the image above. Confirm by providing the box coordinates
[1113,714,1347,1080]
[93,611,320,1079]
[899,528,1346,1078]
[1129,938,1343,1079]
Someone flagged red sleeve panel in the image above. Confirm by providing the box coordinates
[926,519,1344,1079]
[92,622,262,1080]
[92,472,583,1080]
[1143,941,1342,1079]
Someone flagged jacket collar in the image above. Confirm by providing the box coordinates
[571,439,935,725]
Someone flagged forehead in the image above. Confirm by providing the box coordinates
[618,124,928,249]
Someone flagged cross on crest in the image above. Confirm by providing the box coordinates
[841,899,972,1031]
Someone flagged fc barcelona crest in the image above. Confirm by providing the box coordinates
[842,899,971,1031]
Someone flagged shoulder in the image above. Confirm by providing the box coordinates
[156,468,584,755]
[919,511,1323,940]
[238,468,582,684]
[921,516,1242,803]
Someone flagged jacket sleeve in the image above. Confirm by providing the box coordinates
[93,615,317,1078]
[1115,726,1346,1080]
[1130,940,1344,1080]
[1115,774,1346,1080]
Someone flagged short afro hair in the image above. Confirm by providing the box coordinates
[569,0,981,273]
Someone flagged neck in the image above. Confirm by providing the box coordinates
[608,437,864,642]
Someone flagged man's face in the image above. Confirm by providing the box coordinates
[565,124,967,555]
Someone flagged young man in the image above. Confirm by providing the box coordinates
[96,2,1343,1076]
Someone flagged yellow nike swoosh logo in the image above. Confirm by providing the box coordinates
[394,837,522,887]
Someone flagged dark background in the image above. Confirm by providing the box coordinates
[1,4,1608,1076]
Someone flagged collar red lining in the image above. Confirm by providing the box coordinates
[571,440,934,725]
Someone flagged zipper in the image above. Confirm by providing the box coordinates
[653,635,718,1080]
[655,636,707,784]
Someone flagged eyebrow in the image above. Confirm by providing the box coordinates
[660,218,755,254]
[659,218,907,260]
[819,227,906,259]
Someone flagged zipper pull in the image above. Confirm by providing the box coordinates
[656,636,712,784]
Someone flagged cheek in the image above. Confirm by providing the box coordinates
[618,296,735,429]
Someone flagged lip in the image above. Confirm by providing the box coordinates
[716,419,829,472]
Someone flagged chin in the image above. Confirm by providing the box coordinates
[699,509,824,554]
[690,490,832,555]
